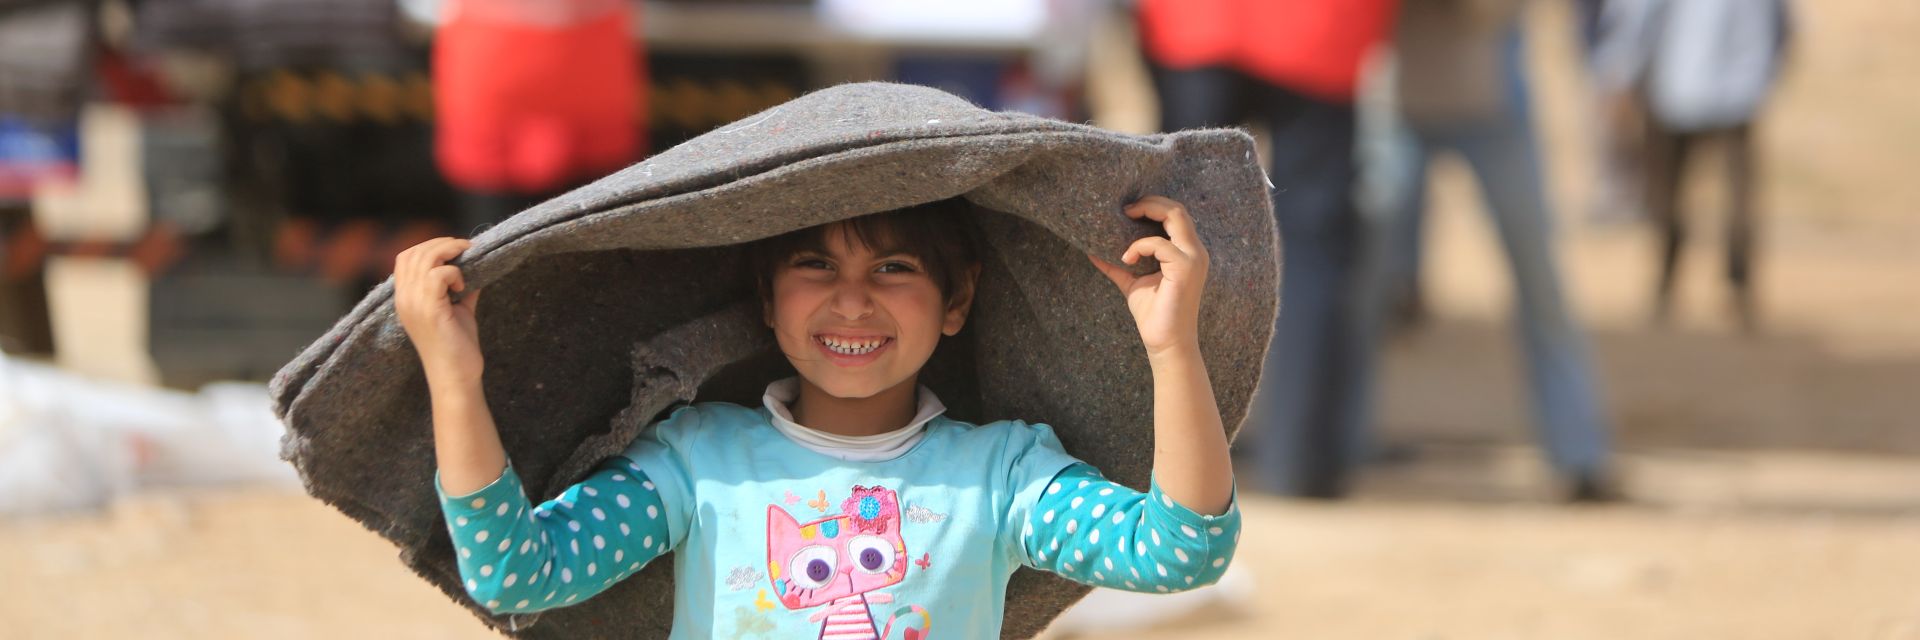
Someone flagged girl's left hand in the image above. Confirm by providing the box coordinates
[1088,196,1209,358]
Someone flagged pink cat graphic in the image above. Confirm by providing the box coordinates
[767,486,932,640]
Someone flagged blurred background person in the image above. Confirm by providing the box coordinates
[1136,0,1397,498]
[1573,0,1650,225]
[433,0,644,235]
[1360,0,1617,501]
[1592,0,1795,331]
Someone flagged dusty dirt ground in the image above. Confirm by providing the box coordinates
[5,2,1918,638]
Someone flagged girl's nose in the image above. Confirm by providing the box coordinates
[830,279,874,320]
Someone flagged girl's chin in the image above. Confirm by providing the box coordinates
[806,376,891,400]
[792,366,919,401]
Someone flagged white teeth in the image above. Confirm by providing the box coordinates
[820,337,886,355]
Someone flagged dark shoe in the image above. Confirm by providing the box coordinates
[1567,472,1625,504]
[1386,287,1428,334]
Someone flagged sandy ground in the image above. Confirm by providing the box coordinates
[6,469,1920,640]
[5,2,1918,638]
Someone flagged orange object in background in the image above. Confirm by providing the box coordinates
[432,0,645,195]
[1136,0,1397,102]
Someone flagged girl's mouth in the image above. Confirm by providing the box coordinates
[814,335,893,365]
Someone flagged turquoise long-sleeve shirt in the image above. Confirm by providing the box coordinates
[436,402,1241,638]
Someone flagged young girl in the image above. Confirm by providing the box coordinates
[394,195,1241,638]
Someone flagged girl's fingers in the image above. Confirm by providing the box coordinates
[1087,253,1135,291]
[427,264,465,299]
[395,248,419,310]
[398,241,432,286]
[1162,206,1205,258]
[422,238,471,269]
[394,245,419,284]
[1123,195,1183,223]
[400,238,469,296]
[1122,236,1185,266]
[1126,197,1205,258]
[405,238,464,275]
[456,286,483,312]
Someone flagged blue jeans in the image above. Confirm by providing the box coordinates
[1361,34,1614,478]
[1151,66,1369,496]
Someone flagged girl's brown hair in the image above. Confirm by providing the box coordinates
[748,197,982,307]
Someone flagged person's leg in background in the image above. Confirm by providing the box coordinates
[1150,65,1246,131]
[1353,59,1433,470]
[1373,123,1433,335]
[1580,0,1650,225]
[457,190,552,238]
[1451,29,1617,499]
[1721,123,1759,332]
[1643,121,1692,324]
[1574,0,1608,52]
[1589,92,1649,224]
[1355,51,1432,336]
[1244,81,1367,498]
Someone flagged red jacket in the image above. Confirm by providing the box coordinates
[433,0,643,194]
[1137,0,1397,102]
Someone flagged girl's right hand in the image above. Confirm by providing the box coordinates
[394,237,484,384]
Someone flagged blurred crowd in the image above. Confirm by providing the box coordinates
[1136,0,1792,502]
[0,0,1795,507]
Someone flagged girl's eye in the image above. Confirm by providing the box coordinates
[875,261,919,274]
[793,258,832,271]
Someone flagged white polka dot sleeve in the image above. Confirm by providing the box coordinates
[1019,463,1241,593]
[435,456,675,614]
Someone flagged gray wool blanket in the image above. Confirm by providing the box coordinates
[270,82,1277,638]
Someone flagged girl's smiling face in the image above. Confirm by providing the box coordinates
[766,223,973,400]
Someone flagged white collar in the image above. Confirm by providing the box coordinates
[761,377,945,462]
